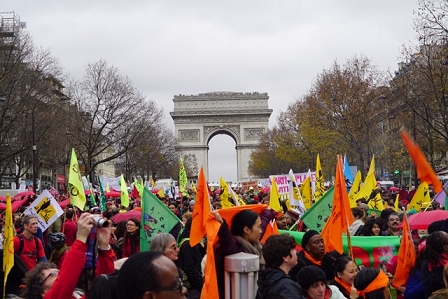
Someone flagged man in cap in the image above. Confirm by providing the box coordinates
[290,230,325,281]
[285,209,301,230]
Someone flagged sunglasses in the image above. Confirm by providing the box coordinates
[153,277,183,293]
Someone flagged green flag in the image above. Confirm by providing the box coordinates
[140,187,180,251]
[179,157,188,194]
[97,176,108,212]
[300,186,334,232]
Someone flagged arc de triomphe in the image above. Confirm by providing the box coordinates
[170,92,272,182]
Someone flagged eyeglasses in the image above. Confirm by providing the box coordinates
[43,270,59,284]
[167,244,179,251]
[153,277,183,293]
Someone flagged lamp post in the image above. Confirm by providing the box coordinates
[31,106,37,193]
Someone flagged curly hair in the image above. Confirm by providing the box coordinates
[22,262,57,299]
[262,234,296,269]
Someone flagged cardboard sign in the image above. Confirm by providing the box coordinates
[24,190,64,232]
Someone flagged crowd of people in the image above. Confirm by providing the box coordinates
[0,183,447,299]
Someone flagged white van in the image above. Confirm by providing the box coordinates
[378,181,394,189]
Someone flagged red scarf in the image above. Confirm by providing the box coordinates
[303,250,322,266]
[334,276,352,297]
[429,253,448,271]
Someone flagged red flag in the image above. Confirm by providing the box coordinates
[392,214,416,288]
[131,185,140,199]
[321,155,354,254]
[260,220,279,244]
[400,128,442,193]
[190,167,211,247]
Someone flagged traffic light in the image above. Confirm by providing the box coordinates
[394,169,400,175]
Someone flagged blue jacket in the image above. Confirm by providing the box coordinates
[404,270,425,299]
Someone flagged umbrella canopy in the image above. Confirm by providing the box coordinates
[0,197,30,212]
[14,191,35,198]
[407,210,448,230]
[261,186,270,193]
[111,208,141,223]
[59,198,71,209]
[105,190,121,198]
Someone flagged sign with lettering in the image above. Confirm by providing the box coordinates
[259,172,317,194]
[24,190,64,232]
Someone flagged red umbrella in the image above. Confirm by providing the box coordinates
[14,191,35,198]
[261,186,270,193]
[111,208,141,223]
[105,190,121,197]
[0,197,29,212]
[407,210,448,230]
[59,198,71,209]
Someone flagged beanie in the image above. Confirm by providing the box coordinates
[302,229,319,248]
[285,210,300,222]
[297,266,327,290]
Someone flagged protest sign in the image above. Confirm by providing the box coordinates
[24,190,64,232]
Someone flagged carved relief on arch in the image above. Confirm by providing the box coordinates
[244,128,265,140]
[203,125,240,143]
[179,129,200,141]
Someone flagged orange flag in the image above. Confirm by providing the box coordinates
[218,204,268,230]
[190,167,211,247]
[400,128,442,193]
[200,214,221,299]
[260,220,280,244]
[321,155,354,254]
[392,213,416,288]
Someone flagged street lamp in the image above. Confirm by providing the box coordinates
[31,105,37,193]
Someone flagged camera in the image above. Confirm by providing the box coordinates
[92,215,109,228]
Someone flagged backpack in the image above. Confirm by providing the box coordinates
[17,234,40,258]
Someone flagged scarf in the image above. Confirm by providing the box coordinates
[334,276,353,297]
[234,236,265,269]
[429,253,448,271]
[303,250,322,266]
[357,271,389,298]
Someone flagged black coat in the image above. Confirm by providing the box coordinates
[257,268,305,299]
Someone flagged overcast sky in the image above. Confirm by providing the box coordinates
[6,1,419,183]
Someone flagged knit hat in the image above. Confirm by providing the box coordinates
[297,266,327,290]
[358,203,369,212]
[285,210,300,222]
[302,229,319,248]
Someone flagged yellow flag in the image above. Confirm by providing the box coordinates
[355,173,384,210]
[3,194,14,288]
[407,182,430,212]
[68,148,86,210]
[269,176,283,212]
[394,194,400,212]
[349,171,362,208]
[314,154,325,201]
[300,175,312,210]
[106,182,110,192]
[219,177,233,208]
[120,174,130,208]
[190,181,197,192]
[367,155,375,177]
[157,188,165,198]
[229,185,246,206]
[150,177,156,188]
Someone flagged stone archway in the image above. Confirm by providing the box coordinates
[170,92,272,181]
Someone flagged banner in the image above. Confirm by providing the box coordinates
[24,190,64,232]
[285,230,400,268]
[259,171,317,191]
[99,175,122,192]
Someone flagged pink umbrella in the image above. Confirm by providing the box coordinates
[59,198,71,209]
[261,186,270,193]
[0,197,29,212]
[111,208,141,223]
[407,210,448,230]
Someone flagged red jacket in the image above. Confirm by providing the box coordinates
[44,240,115,299]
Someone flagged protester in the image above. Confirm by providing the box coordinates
[385,213,402,236]
[421,231,448,298]
[177,218,205,299]
[122,218,140,258]
[117,251,187,299]
[354,268,390,299]
[274,213,288,230]
[329,256,357,299]
[13,215,47,270]
[296,265,346,299]
[61,209,77,246]
[321,251,343,281]
[257,234,305,299]
[348,208,365,236]
[404,236,427,299]
[150,232,179,261]
[85,274,118,299]
[22,213,115,299]
[285,209,301,230]
[359,218,385,236]
[47,232,68,269]
[429,265,448,299]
